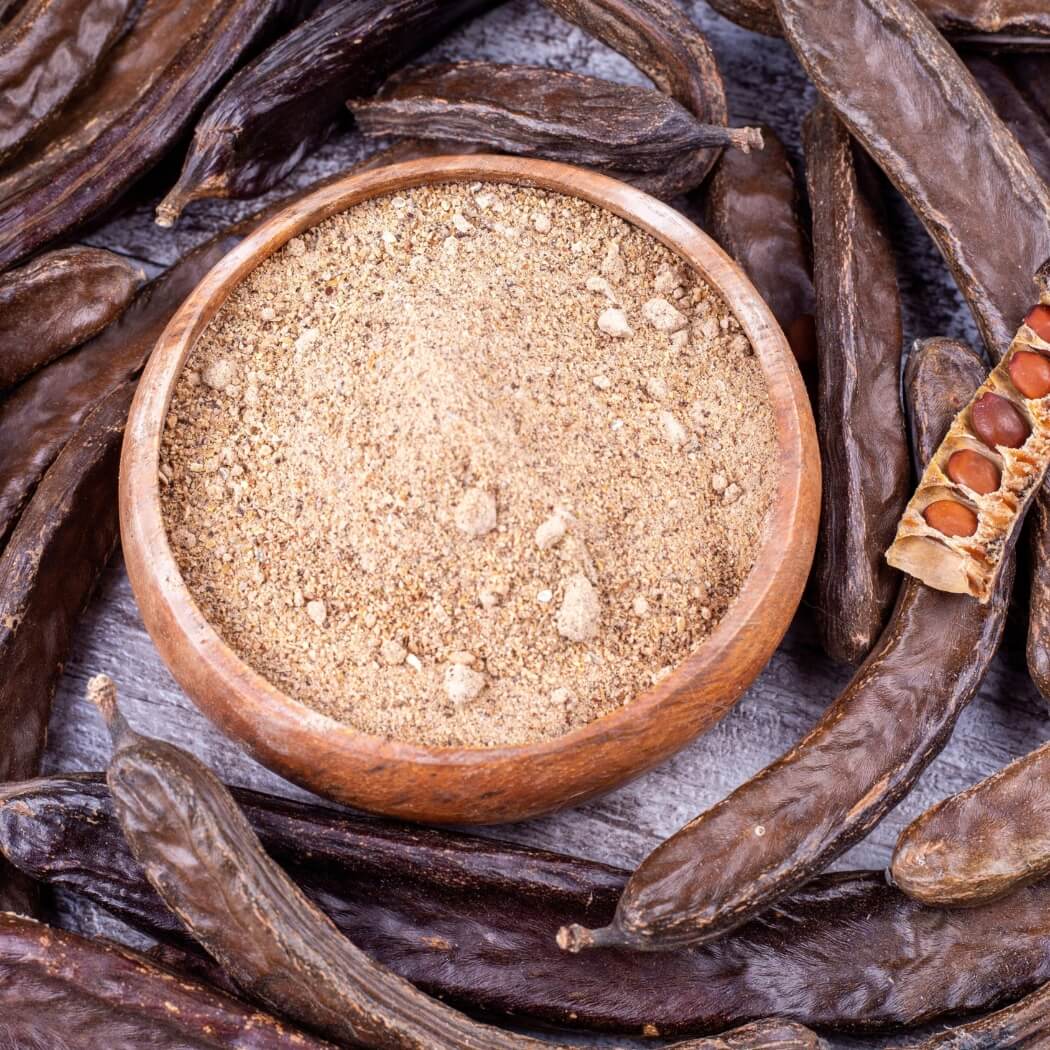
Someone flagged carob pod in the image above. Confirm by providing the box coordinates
[88,677,743,1050]
[774,0,1050,360]
[678,1021,825,1049]
[537,0,728,196]
[349,62,761,198]
[0,245,144,392]
[703,125,815,372]
[559,337,1010,953]
[0,912,337,1049]
[891,737,1050,906]
[0,383,131,917]
[0,0,137,165]
[887,265,1050,599]
[15,775,1050,1035]
[0,0,315,270]
[155,0,497,225]
[803,102,907,664]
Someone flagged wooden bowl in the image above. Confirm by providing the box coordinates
[121,155,820,825]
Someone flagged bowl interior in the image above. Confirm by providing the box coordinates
[120,155,819,823]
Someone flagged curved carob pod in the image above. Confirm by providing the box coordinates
[0,912,337,1050]
[155,0,497,226]
[15,775,1050,1035]
[0,0,314,270]
[0,246,144,392]
[349,63,760,200]
[0,383,131,917]
[892,738,1050,906]
[538,0,728,194]
[559,338,1009,953]
[703,126,815,373]
[0,0,137,165]
[803,102,907,664]
[774,0,1050,361]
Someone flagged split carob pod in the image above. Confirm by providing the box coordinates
[891,738,1050,906]
[774,0,1050,361]
[0,0,137,165]
[348,62,761,199]
[703,125,815,372]
[537,0,728,197]
[803,102,907,665]
[0,912,337,1050]
[886,264,1050,600]
[87,677,750,1050]
[0,245,144,392]
[0,383,132,917]
[558,337,1010,953]
[16,777,1050,1036]
[155,0,498,226]
[0,0,315,271]
[677,1021,826,1049]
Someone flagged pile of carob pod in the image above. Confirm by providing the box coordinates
[4,0,1050,1047]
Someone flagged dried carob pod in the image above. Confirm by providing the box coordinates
[0,0,137,165]
[349,62,760,197]
[803,102,907,664]
[774,0,1050,360]
[155,0,496,225]
[887,265,1050,599]
[16,774,1050,1036]
[0,912,337,1049]
[538,0,728,196]
[892,738,1050,906]
[559,336,1010,953]
[0,383,131,917]
[703,126,815,372]
[0,246,144,392]
[0,0,313,269]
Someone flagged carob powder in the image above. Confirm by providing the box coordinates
[161,182,777,747]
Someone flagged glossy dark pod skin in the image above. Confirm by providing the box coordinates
[703,125,816,373]
[155,0,496,225]
[14,775,1050,1036]
[0,0,314,270]
[0,912,337,1049]
[803,101,907,665]
[0,246,144,392]
[350,62,760,197]
[0,384,131,917]
[0,0,136,165]
[559,338,1010,953]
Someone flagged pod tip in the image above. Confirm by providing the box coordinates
[556,922,622,952]
[87,674,118,724]
[154,193,185,228]
[732,126,764,153]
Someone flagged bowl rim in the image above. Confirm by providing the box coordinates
[120,154,820,823]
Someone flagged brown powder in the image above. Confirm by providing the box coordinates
[160,182,777,748]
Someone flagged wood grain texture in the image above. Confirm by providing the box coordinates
[46,2,1042,1046]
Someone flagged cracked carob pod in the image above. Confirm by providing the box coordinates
[87,677,745,1050]
[348,63,760,199]
[892,736,1050,906]
[559,337,1010,953]
[704,125,815,373]
[0,0,137,165]
[0,246,144,392]
[887,265,1050,599]
[0,0,314,270]
[0,383,131,917]
[0,912,336,1050]
[155,0,496,225]
[15,776,1050,1035]
[803,102,907,664]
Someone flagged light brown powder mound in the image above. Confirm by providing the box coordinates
[160,182,778,748]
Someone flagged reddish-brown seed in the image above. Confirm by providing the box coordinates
[946,450,1001,495]
[923,500,979,538]
[970,392,1030,449]
[1009,350,1050,399]
[1027,304,1050,343]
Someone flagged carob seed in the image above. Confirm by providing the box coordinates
[946,450,1001,495]
[1028,303,1050,342]
[922,500,978,538]
[970,391,1031,449]
[1009,349,1050,398]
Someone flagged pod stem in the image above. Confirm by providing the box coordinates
[87,673,131,744]
[555,922,624,952]
[726,125,763,153]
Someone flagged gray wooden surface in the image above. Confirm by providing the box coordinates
[44,3,1048,1046]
